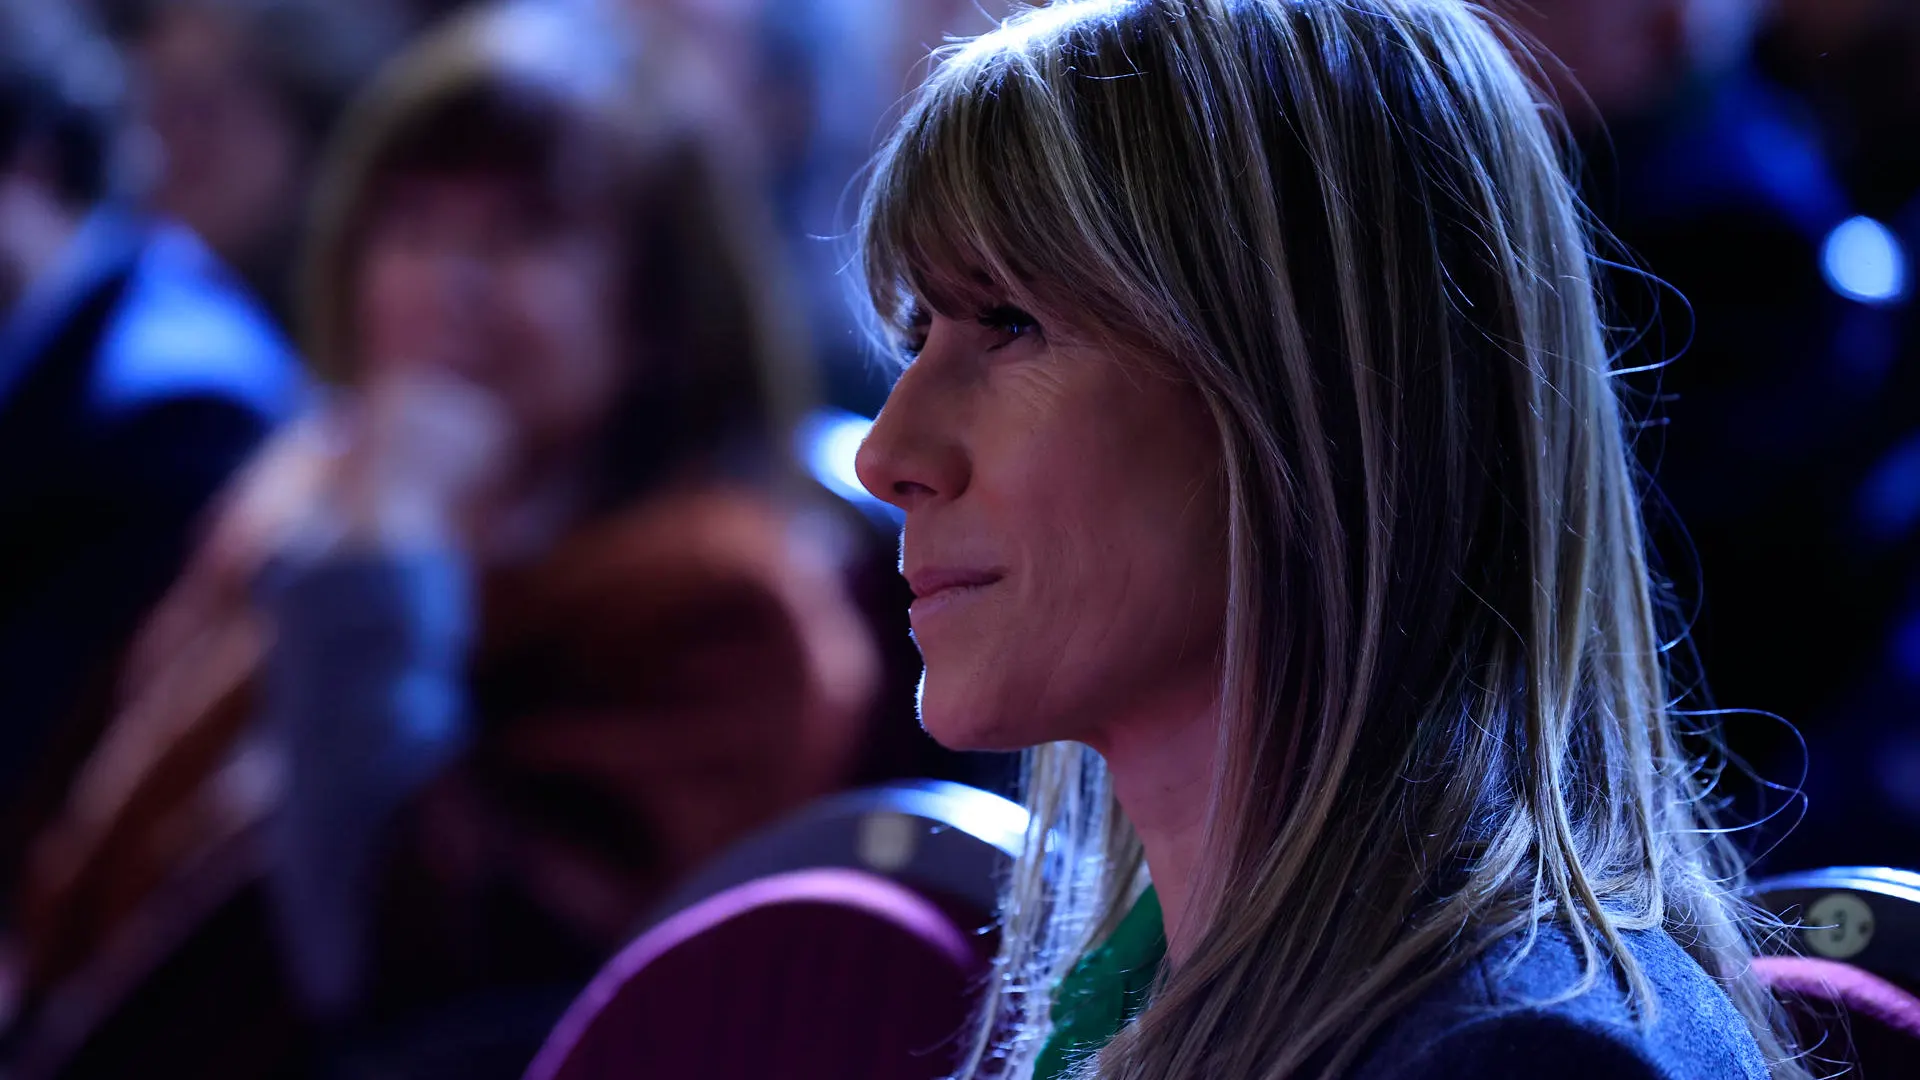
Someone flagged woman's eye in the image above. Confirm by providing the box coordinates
[898,301,932,361]
[977,304,1042,347]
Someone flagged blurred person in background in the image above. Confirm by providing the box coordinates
[9,2,879,1076]
[618,0,1006,415]
[101,0,406,324]
[1505,0,1917,867]
[0,0,302,901]
[613,0,1022,796]
[730,0,1002,416]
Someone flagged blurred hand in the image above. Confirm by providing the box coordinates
[329,367,517,551]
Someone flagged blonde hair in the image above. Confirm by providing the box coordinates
[857,1,1804,1077]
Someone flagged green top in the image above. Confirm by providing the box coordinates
[1034,887,1169,1079]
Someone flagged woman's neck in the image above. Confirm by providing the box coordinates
[1090,681,1222,963]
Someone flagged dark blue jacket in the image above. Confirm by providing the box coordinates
[0,209,303,812]
[1348,923,1772,1079]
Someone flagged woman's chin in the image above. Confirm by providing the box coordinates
[914,672,1032,753]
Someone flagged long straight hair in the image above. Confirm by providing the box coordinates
[857,2,1805,1077]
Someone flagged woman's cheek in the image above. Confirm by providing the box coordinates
[499,256,622,440]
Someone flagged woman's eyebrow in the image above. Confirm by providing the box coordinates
[910,263,1013,317]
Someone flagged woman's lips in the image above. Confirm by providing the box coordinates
[905,568,1004,620]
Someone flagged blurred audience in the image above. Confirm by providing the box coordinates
[0,0,302,898]
[102,0,406,323]
[611,0,1006,416]
[8,2,881,1076]
[1508,0,1919,868]
[605,0,1014,797]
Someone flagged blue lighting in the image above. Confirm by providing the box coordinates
[1821,216,1908,305]
[1894,609,1920,687]
[798,407,885,510]
[1857,433,1920,544]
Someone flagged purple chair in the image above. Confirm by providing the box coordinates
[523,867,990,1080]
[1747,866,1920,1074]
[644,780,1026,930]
[1752,955,1920,1073]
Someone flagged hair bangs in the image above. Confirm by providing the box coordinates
[858,5,1145,355]
[860,61,1030,339]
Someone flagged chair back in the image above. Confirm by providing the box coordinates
[1748,866,1920,1076]
[1748,866,1920,986]
[524,867,988,1080]
[645,780,1026,940]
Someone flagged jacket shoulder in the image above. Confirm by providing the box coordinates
[93,226,304,421]
[1346,924,1772,1080]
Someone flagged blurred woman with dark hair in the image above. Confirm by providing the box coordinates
[16,2,878,1074]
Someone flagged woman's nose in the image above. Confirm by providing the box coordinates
[855,363,970,513]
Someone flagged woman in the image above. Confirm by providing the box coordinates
[18,2,876,1072]
[852,1,1807,1078]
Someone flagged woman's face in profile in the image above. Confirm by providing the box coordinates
[856,300,1228,752]
[354,173,624,459]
